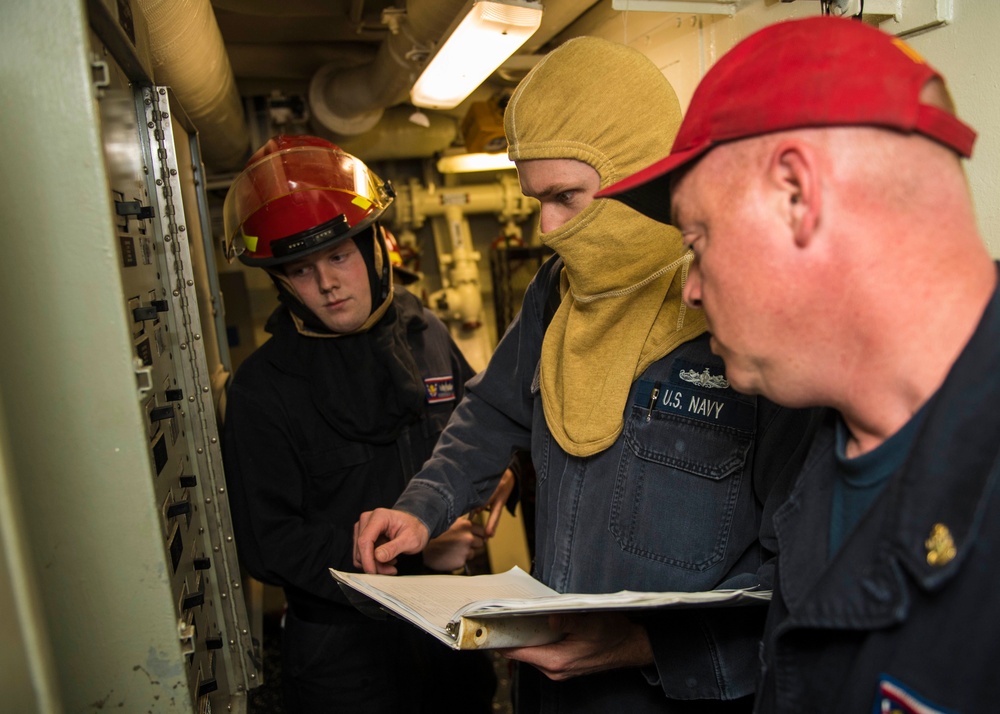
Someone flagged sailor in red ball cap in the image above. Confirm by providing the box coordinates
[603,15,999,714]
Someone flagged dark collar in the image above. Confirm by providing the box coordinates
[775,265,1000,627]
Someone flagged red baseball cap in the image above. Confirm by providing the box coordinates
[597,16,977,224]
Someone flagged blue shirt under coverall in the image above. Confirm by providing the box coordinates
[395,256,821,713]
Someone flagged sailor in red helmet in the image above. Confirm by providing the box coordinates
[221,135,497,712]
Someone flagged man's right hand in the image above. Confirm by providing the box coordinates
[353,508,430,574]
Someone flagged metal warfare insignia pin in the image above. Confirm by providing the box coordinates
[924,523,956,567]
[679,367,730,389]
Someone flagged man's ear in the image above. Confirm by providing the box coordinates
[768,141,820,248]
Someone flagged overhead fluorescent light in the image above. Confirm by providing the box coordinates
[611,0,741,15]
[437,151,516,174]
[411,1,543,110]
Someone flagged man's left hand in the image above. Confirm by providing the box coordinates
[421,516,486,572]
[500,612,653,680]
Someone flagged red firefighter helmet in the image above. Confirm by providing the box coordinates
[222,135,394,266]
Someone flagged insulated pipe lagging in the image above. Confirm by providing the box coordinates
[308,0,468,135]
[138,0,251,171]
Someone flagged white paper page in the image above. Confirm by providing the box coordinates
[458,587,772,619]
[330,566,558,638]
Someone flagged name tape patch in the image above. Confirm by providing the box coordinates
[424,376,456,404]
[635,364,754,430]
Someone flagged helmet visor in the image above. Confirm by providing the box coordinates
[223,145,392,263]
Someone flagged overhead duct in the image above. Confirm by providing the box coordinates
[308,0,468,135]
[225,43,377,85]
[326,105,458,162]
[138,0,251,171]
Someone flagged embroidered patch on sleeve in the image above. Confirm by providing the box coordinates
[424,376,456,404]
[872,676,957,714]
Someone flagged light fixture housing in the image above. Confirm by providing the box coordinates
[410,0,544,110]
[436,151,516,174]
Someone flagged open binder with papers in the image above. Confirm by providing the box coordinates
[331,566,772,650]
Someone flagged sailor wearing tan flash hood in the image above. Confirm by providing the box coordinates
[354,37,820,713]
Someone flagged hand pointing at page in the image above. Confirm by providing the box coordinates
[354,507,430,574]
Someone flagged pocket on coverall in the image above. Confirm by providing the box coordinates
[611,410,751,570]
